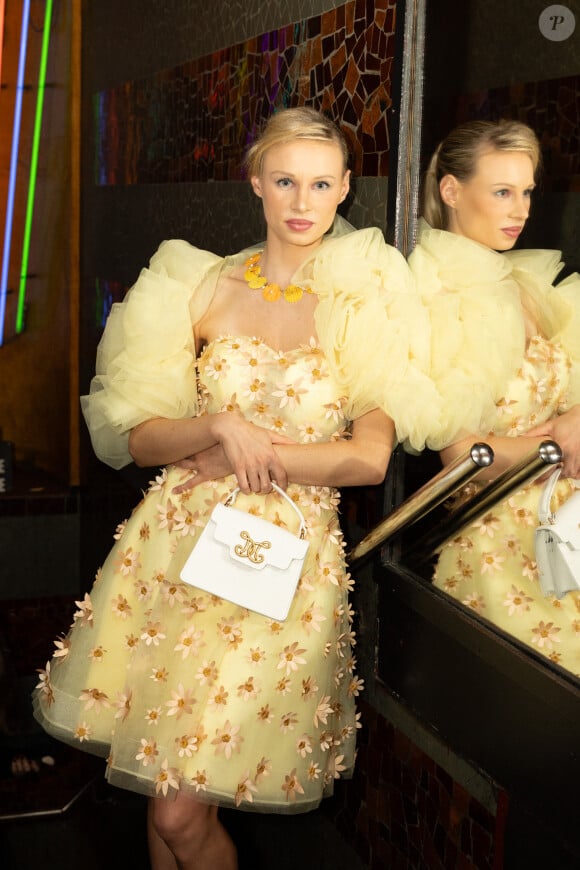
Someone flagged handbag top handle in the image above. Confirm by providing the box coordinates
[538,466,562,524]
[538,464,580,524]
[224,483,307,539]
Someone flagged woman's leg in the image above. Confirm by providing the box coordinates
[147,800,179,870]
[148,793,238,870]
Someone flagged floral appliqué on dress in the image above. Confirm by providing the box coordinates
[435,336,580,676]
[34,336,362,811]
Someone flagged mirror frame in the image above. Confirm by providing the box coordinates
[387,0,425,255]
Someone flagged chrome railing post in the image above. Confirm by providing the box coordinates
[348,440,563,568]
[409,440,562,565]
[347,443,494,565]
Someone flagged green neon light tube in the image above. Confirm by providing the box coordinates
[16,0,54,333]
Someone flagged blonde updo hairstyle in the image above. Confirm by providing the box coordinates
[422,120,541,230]
[244,107,350,179]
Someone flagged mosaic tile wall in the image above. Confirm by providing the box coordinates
[85,0,348,90]
[95,0,396,185]
[455,74,580,193]
[323,700,502,870]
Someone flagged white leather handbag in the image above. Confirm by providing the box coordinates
[180,483,309,620]
[535,466,580,599]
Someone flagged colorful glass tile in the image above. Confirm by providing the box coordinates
[95,0,397,185]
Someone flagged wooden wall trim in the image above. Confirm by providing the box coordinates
[69,0,81,486]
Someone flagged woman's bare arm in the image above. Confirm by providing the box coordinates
[128,411,290,492]
[274,409,393,487]
[172,408,394,494]
[441,405,580,481]
[441,432,552,481]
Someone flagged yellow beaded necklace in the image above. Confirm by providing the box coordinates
[243,252,313,303]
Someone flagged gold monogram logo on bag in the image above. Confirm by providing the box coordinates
[235,531,272,564]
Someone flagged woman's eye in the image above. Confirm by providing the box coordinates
[495,189,509,198]
[276,178,293,188]
[524,188,534,198]
[314,181,330,190]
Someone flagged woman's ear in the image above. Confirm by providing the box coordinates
[439,174,460,209]
[250,176,263,198]
[339,169,351,203]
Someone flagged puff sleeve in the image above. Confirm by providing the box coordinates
[297,227,442,452]
[506,249,580,408]
[409,224,527,450]
[81,240,221,469]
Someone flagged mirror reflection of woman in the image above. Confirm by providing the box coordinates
[33,108,437,869]
[409,120,580,676]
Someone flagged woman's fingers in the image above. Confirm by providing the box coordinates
[171,474,198,495]
[217,418,288,492]
[172,416,290,496]
[267,456,288,490]
[232,452,287,494]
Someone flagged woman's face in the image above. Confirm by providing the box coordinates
[251,139,350,251]
[441,149,535,251]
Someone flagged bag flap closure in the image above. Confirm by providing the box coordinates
[209,503,309,570]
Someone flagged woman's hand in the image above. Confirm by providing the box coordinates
[172,415,295,495]
[172,445,232,494]
[526,405,580,479]
[173,409,394,493]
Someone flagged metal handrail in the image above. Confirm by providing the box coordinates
[409,440,562,565]
[348,440,563,568]
[347,442,494,564]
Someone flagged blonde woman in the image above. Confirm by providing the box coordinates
[34,108,437,869]
[409,119,580,676]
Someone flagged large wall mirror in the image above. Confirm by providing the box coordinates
[380,0,580,683]
[422,0,580,272]
[371,0,580,849]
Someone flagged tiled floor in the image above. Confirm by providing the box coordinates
[0,764,366,870]
[0,679,365,870]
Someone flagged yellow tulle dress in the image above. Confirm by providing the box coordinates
[33,220,438,811]
[409,222,580,677]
